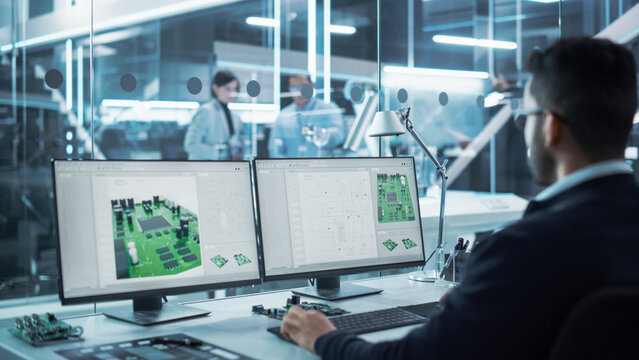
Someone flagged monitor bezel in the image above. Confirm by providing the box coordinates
[51,159,262,306]
[253,156,426,282]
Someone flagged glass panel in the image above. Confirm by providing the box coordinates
[1,0,636,302]
[492,0,560,197]
[377,0,562,260]
[268,0,358,159]
[562,0,639,37]
[0,0,91,299]
[92,0,274,161]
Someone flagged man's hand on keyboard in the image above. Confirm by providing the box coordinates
[281,306,337,353]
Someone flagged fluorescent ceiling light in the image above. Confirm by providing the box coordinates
[228,103,279,111]
[433,35,517,50]
[101,99,199,109]
[329,25,356,35]
[246,16,279,27]
[383,65,489,79]
[101,99,140,107]
[528,0,559,3]
[245,16,355,36]
[147,101,199,109]
[0,1,242,53]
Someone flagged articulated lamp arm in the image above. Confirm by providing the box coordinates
[395,107,448,261]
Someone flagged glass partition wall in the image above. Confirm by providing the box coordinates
[1,0,638,301]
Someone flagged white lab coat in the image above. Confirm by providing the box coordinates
[184,99,243,160]
[268,98,344,157]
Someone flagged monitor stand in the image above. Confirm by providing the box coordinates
[103,296,210,326]
[292,276,383,301]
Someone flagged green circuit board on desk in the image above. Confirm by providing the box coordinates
[9,313,83,346]
[377,173,416,223]
[252,296,350,320]
[111,196,201,280]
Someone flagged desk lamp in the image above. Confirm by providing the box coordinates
[368,108,448,282]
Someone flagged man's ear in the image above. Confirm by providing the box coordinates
[543,111,562,149]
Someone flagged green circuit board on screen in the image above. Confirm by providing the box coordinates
[402,238,417,249]
[211,255,228,268]
[111,196,201,280]
[376,173,416,223]
[234,253,252,266]
[383,239,398,252]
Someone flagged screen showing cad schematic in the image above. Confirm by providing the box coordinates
[256,158,424,277]
[53,161,259,300]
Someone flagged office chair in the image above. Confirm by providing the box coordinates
[547,286,639,360]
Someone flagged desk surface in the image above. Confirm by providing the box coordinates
[0,275,448,360]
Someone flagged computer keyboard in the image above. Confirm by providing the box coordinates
[268,306,427,340]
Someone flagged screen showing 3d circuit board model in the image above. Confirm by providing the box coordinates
[53,161,260,301]
[376,173,416,223]
[256,157,425,278]
[111,196,202,279]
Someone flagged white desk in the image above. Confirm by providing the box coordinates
[419,191,527,253]
[0,275,448,360]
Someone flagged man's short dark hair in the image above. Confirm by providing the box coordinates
[527,37,637,160]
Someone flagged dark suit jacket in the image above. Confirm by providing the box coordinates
[316,174,639,360]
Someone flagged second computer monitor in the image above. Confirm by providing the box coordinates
[255,157,425,300]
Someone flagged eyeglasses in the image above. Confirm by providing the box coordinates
[512,107,543,131]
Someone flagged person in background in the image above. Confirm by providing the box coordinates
[184,70,244,160]
[268,74,344,157]
[281,37,639,359]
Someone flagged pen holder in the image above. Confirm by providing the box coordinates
[435,251,461,288]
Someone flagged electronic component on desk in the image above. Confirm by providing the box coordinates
[55,333,256,360]
[252,295,350,320]
[9,313,83,346]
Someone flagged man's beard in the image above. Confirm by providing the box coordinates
[527,123,556,186]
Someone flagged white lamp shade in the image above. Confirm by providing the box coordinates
[368,111,406,137]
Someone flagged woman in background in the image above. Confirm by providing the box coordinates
[184,71,243,159]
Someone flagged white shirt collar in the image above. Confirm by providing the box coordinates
[535,160,633,201]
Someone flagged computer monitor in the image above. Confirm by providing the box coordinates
[52,160,260,325]
[254,157,425,300]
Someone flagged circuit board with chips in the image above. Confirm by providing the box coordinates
[376,173,416,223]
[211,255,229,268]
[9,313,83,346]
[402,238,418,249]
[111,196,201,279]
[383,239,398,251]
[252,295,350,320]
[234,253,252,266]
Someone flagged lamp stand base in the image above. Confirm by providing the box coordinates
[408,270,438,282]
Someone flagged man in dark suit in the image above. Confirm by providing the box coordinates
[280,37,639,359]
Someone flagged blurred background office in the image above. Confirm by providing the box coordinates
[1,0,638,302]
